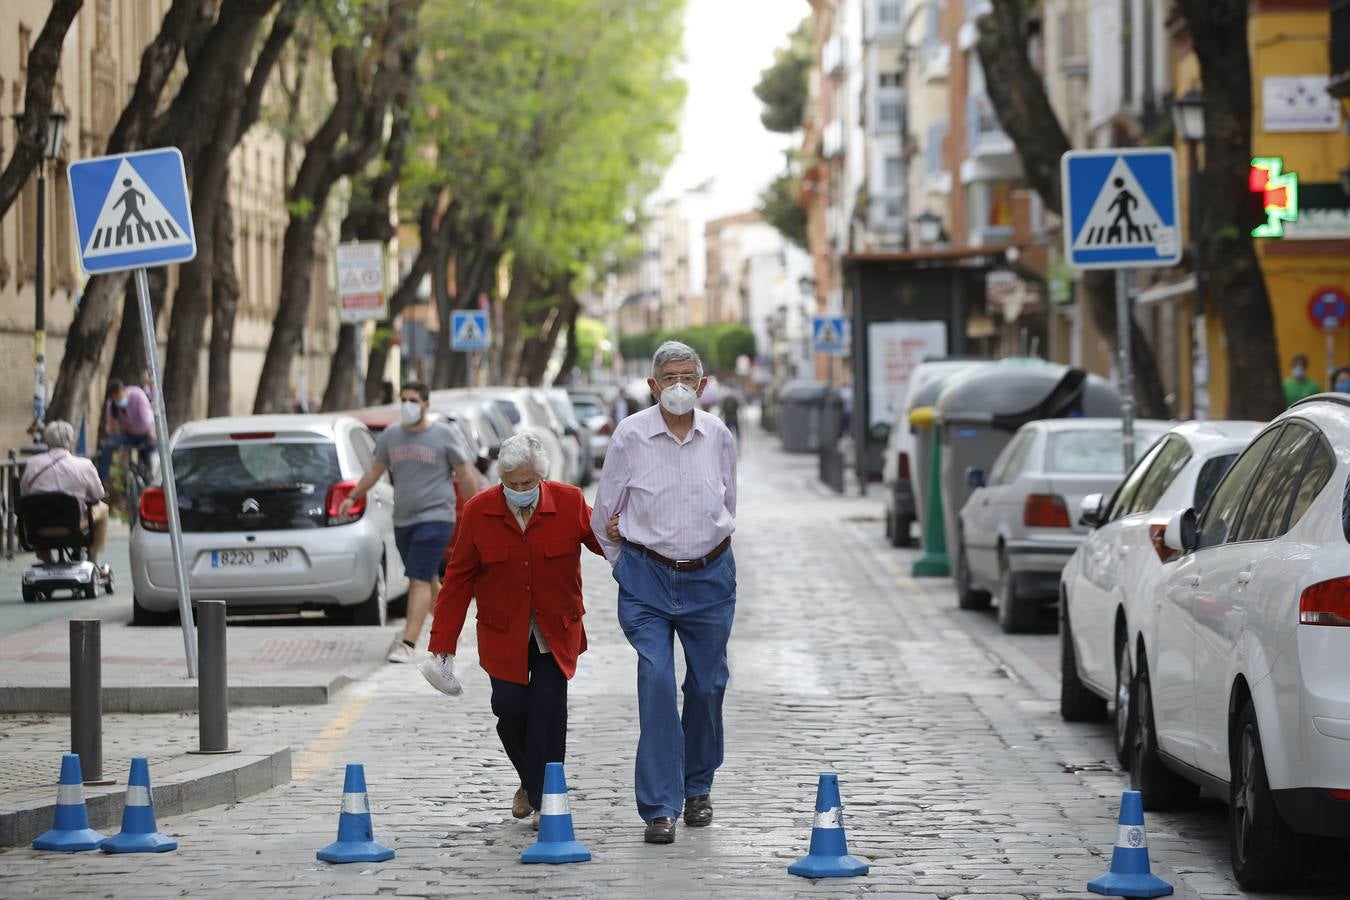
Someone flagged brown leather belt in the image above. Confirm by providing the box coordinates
[624,537,731,572]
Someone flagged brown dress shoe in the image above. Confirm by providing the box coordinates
[643,816,677,844]
[683,794,713,827]
[512,786,533,819]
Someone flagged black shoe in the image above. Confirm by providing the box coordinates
[643,816,676,844]
[683,794,713,827]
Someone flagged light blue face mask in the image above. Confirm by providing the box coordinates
[502,484,540,508]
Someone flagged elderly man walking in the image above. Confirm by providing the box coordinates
[592,340,738,844]
[21,420,110,574]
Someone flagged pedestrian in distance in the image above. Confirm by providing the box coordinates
[720,389,742,450]
[339,382,487,662]
[1332,366,1350,394]
[1283,353,1321,407]
[99,377,157,483]
[21,420,110,576]
[592,340,738,845]
[420,433,604,826]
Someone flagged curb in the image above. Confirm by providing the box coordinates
[0,745,291,848]
[0,676,353,714]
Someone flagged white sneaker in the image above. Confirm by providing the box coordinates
[417,654,463,696]
[386,641,415,664]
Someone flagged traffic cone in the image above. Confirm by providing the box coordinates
[31,753,107,852]
[1088,791,1174,897]
[520,762,590,864]
[100,757,176,853]
[316,763,395,864]
[788,773,869,878]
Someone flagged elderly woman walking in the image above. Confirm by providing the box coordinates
[420,432,604,822]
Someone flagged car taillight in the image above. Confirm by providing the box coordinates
[1148,522,1179,563]
[325,480,365,526]
[599,422,613,435]
[1024,494,1070,528]
[1299,578,1350,626]
[139,486,168,532]
[898,452,910,480]
[229,432,276,440]
[1328,789,1350,801]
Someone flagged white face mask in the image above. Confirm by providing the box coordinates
[659,382,698,416]
[400,401,423,426]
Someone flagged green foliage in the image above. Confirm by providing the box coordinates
[622,324,757,374]
[753,16,813,134]
[758,171,808,249]
[572,317,613,367]
[286,196,316,219]
[619,330,661,363]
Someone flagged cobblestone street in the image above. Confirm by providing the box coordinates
[2,426,1344,899]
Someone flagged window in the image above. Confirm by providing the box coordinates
[989,430,1030,486]
[1130,436,1192,515]
[1287,438,1334,532]
[1105,437,1167,522]
[1234,424,1315,543]
[884,155,903,189]
[351,428,376,471]
[1193,453,1238,510]
[878,71,903,89]
[877,98,903,129]
[925,121,947,176]
[878,0,902,25]
[1197,426,1280,551]
[1045,429,1131,475]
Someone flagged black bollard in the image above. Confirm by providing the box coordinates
[69,619,103,782]
[195,601,234,753]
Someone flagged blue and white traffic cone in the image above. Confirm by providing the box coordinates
[316,763,395,864]
[788,773,869,878]
[32,753,107,852]
[520,762,590,864]
[1088,791,1174,897]
[100,757,176,853]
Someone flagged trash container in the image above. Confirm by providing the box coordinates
[903,360,990,544]
[778,380,829,453]
[935,362,1121,571]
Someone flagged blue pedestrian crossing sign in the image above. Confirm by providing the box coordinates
[68,148,196,275]
[451,309,490,351]
[1061,148,1181,270]
[812,315,849,354]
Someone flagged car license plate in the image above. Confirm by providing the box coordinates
[211,548,290,568]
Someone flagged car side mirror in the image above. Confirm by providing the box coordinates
[1164,508,1199,554]
[488,445,500,460]
[1079,493,1104,528]
[966,467,986,489]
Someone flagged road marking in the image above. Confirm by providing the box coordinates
[293,681,377,780]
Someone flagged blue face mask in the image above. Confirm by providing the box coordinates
[1337,380,1350,393]
[502,484,540,508]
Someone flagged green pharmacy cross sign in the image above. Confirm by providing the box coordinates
[1250,157,1299,239]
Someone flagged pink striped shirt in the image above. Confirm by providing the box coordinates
[591,404,737,563]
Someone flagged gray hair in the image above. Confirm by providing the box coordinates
[43,420,76,451]
[651,340,703,379]
[498,432,549,478]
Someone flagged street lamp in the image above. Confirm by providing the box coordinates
[10,110,67,445]
[1170,90,1205,417]
[915,209,942,246]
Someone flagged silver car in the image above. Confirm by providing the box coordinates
[129,415,408,626]
[956,418,1170,633]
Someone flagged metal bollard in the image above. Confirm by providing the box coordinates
[69,619,104,783]
[194,601,235,753]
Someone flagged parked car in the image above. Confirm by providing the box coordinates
[881,359,985,547]
[436,388,571,484]
[542,387,592,487]
[129,415,409,626]
[1058,420,1261,765]
[567,388,615,466]
[429,394,506,483]
[1131,396,1350,889]
[956,418,1170,632]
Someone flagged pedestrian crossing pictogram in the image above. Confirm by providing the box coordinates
[811,315,849,354]
[1070,157,1173,253]
[1060,148,1180,270]
[451,309,490,351]
[68,147,196,275]
[81,159,192,259]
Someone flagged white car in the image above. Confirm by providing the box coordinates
[957,418,1170,633]
[129,415,409,626]
[1138,396,1350,889]
[437,388,572,484]
[1058,420,1260,766]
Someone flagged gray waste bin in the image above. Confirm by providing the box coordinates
[778,380,829,453]
[935,362,1122,569]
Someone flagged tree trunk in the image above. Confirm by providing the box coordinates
[555,304,581,385]
[518,276,575,385]
[976,1,1169,419]
[208,197,240,417]
[0,0,83,220]
[1173,0,1283,419]
[46,0,208,424]
[430,242,456,389]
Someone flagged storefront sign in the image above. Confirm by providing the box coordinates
[1282,183,1350,241]
[1262,76,1341,132]
[866,321,947,427]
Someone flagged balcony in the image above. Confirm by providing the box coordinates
[868,0,905,40]
[965,93,1016,162]
[874,88,904,134]
[921,42,950,83]
[868,191,905,234]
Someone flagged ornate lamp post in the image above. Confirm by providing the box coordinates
[1171,89,1205,417]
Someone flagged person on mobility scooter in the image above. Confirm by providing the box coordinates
[18,420,114,602]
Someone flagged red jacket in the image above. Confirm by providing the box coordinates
[428,481,603,685]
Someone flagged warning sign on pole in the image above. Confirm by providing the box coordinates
[335,242,387,322]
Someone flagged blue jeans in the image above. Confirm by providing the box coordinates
[99,431,156,482]
[614,544,736,822]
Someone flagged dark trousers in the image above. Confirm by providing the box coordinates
[489,640,568,810]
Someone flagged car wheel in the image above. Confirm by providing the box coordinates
[1114,635,1134,768]
[132,594,175,627]
[955,539,991,611]
[83,579,98,600]
[1129,660,1198,810]
[1229,700,1299,890]
[104,572,115,595]
[1059,597,1108,721]
[22,585,37,603]
[351,562,388,627]
[997,553,1037,633]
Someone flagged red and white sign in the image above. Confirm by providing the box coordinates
[336,242,387,323]
[867,321,948,427]
[1307,286,1350,333]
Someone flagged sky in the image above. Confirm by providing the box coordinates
[659,0,810,220]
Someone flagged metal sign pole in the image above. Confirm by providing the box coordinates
[133,267,197,677]
[1115,268,1136,471]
